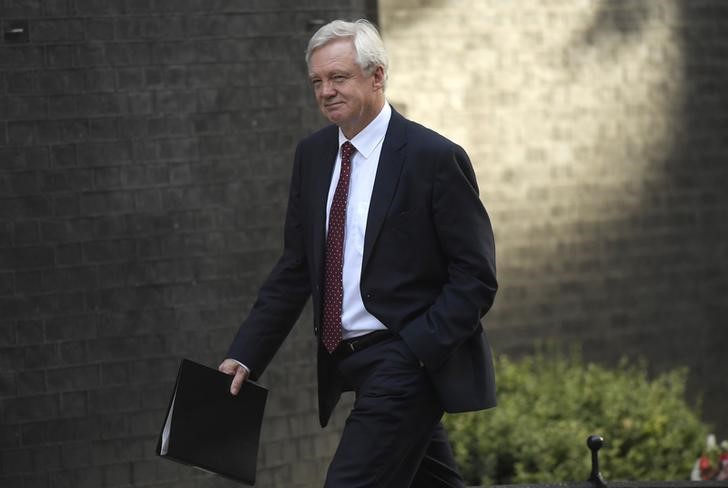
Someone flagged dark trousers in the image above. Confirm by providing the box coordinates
[324,336,466,488]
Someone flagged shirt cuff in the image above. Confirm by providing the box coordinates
[232,360,250,375]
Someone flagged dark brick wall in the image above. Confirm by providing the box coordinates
[669,1,728,435]
[0,2,374,487]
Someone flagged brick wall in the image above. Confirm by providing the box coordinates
[0,2,375,487]
[380,0,728,437]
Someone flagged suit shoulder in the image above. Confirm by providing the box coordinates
[396,114,476,185]
[402,117,463,153]
[401,119,468,164]
[297,124,338,150]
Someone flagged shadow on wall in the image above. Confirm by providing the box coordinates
[664,0,728,435]
[558,0,728,436]
[380,0,728,436]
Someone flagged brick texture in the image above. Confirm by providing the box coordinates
[0,3,374,487]
[380,0,728,437]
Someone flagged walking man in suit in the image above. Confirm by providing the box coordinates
[219,19,498,487]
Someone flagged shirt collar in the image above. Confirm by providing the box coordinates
[338,102,392,159]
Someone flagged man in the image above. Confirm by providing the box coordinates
[219,19,497,487]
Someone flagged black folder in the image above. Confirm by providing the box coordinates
[157,359,268,485]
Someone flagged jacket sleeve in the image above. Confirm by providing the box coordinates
[226,144,312,379]
[399,144,497,371]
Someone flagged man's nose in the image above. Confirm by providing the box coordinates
[321,80,336,97]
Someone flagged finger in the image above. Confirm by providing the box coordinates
[230,367,248,396]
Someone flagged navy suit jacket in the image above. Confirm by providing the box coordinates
[228,108,498,427]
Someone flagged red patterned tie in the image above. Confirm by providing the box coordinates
[322,141,356,353]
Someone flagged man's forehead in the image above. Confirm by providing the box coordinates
[309,38,356,69]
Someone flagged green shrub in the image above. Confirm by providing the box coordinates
[444,347,710,485]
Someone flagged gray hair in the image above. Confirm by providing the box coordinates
[305,19,389,85]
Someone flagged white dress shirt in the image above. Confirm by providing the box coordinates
[326,102,391,339]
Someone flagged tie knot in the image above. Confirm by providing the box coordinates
[341,141,355,161]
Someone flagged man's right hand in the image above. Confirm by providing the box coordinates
[218,359,250,396]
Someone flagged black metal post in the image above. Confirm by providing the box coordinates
[587,435,607,488]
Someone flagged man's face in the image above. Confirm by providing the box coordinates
[308,38,385,138]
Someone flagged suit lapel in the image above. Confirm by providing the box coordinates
[362,109,407,271]
[310,127,339,288]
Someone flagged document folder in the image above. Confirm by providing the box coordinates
[157,358,268,485]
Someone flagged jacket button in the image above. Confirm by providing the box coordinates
[365,292,373,301]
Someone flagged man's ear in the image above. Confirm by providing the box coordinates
[371,65,385,90]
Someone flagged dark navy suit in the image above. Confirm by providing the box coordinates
[228,108,497,486]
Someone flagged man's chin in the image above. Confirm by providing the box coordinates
[322,105,346,122]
